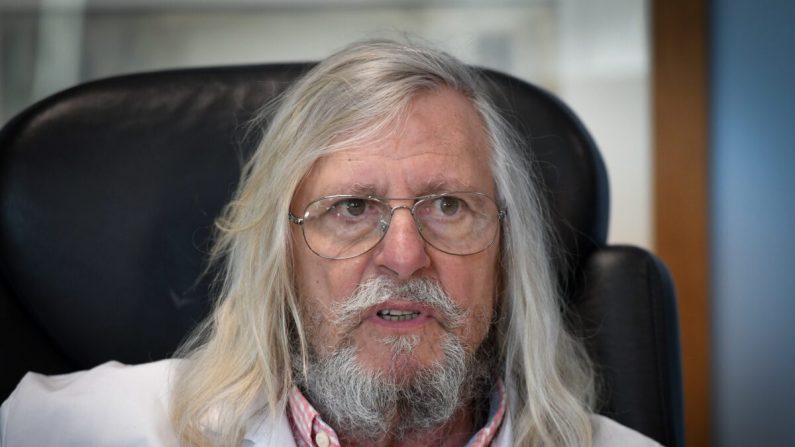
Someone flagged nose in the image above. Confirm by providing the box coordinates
[373,206,430,279]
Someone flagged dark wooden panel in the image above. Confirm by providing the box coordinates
[652,0,711,446]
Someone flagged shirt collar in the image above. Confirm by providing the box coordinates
[286,380,507,447]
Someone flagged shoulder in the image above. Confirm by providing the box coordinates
[591,414,664,447]
[492,412,663,447]
[1,359,182,446]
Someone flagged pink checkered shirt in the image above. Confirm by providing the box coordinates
[286,381,507,447]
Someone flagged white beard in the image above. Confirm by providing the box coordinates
[293,276,495,443]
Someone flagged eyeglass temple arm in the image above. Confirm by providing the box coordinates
[288,212,304,225]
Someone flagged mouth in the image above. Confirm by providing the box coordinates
[377,309,422,321]
[363,301,434,330]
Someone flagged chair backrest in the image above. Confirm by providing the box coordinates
[0,64,683,446]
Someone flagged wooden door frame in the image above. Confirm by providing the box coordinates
[652,0,710,445]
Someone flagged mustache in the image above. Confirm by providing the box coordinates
[332,276,467,331]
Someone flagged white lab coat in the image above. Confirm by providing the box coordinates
[0,360,661,446]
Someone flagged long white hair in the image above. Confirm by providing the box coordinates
[171,39,595,446]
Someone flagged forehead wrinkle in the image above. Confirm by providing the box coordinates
[312,176,483,200]
[336,147,492,195]
[346,117,481,164]
[379,150,466,162]
[338,143,467,161]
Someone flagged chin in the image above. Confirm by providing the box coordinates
[356,339,443,380]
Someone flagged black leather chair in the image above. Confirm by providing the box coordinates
[0,64,684,446]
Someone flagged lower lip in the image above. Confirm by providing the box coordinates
[366,314,433,330]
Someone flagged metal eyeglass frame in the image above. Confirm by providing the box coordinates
[288,191,507,260]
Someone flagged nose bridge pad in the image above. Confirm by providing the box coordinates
[387,205,421,236]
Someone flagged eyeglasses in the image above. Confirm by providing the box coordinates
[289,192,506,260]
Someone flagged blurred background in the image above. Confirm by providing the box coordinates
[1,0,793,446]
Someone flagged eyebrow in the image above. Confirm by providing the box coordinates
[347,183,380,196]
[416,178,476,195]
[338,178,477,198]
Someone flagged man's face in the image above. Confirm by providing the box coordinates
[290,88,499,378]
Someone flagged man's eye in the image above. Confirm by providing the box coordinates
[437,196,461,216]
[337,198,367,217]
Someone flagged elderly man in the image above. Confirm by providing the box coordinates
[1,40,660,446]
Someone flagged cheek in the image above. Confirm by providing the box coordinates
[292,238,371,350]
[297,257,368,305]
[436,253,499,348]
[292,227,353,301]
